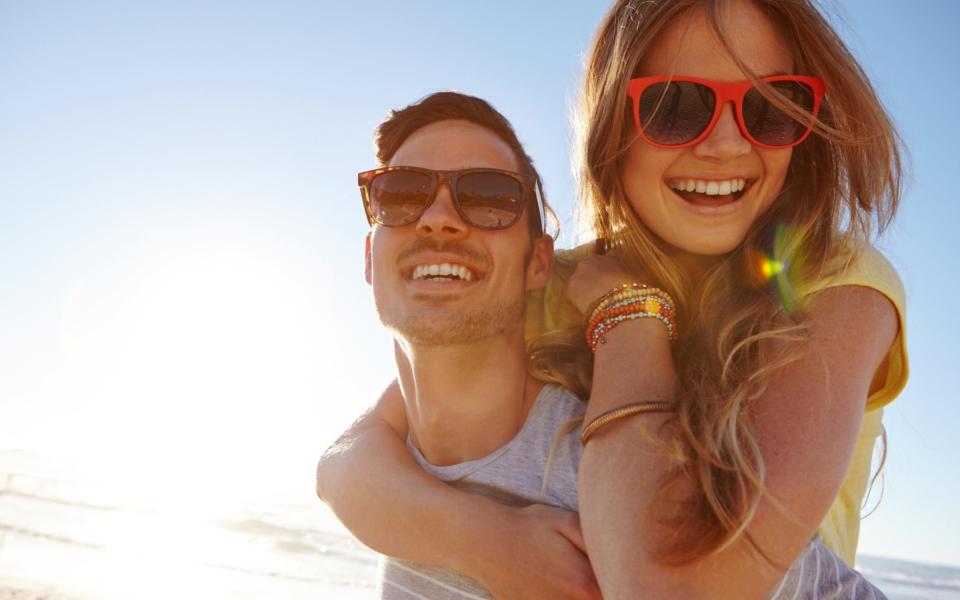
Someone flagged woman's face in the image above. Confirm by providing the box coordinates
[620,0,795,257]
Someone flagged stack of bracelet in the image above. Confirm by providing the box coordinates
[584,282,678,350]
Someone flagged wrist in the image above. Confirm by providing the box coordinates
[584,283,677,351]
[592,317,672,356]
[588,318,677,418]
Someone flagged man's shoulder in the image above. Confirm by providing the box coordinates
[514,384,585,456]
[532,384,586,422]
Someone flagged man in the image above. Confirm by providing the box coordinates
[334,92,597,599]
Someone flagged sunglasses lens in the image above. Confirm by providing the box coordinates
[369,170,434,226]
[457,172,526,229]
[638,81,716,145]
[743,80,817,147]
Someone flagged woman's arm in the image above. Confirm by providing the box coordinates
[579,285,897,599]
[315,380,601,600]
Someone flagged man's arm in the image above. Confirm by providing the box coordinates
[578,285,898,599]
[316,380,601,600]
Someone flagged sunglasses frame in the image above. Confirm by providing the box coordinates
[358,166,545,233]
[626,75,827,150]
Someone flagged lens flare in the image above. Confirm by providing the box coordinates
[758,223,807,314]
[759,257,786,279]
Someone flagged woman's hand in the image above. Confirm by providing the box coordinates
[565,251,641,315]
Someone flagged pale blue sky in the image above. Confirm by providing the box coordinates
[1,1,958,567]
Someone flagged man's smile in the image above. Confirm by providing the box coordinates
[410,262,475,282]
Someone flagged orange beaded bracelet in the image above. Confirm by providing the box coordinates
[584,283,678,350]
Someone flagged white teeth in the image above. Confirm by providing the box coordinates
[670,178,749,196]
[411,263,474,281]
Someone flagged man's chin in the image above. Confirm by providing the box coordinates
[382,303,524,347]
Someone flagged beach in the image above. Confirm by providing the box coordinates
[0,450,377,599]
[2,449,957,599]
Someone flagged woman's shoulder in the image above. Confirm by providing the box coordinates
[805,240,908,412]
[805,240,904,313]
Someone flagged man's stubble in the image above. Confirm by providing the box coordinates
[378,293,526,347]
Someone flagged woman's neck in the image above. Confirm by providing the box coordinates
[667,247,724,281]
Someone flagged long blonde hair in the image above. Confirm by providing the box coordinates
[535,0,902,563]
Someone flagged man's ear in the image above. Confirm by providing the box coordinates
[525,234,554,291]
[364,232,372,285]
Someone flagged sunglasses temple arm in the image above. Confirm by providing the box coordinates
[535,181,547,236]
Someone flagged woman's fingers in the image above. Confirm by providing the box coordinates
[565,253,636,314]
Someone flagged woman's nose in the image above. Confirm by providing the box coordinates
[692,102,752,161]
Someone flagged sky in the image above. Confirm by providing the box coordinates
[2,0,959,568]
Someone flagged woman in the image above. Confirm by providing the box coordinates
[317,0,906,597]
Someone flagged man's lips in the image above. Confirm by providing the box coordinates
[396,239,491,284]
[400,252,487,283]
[409,261,475,282]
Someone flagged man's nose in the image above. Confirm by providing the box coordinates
[416,183,468,238]
[692,102,752,161]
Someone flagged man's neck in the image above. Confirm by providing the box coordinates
[395,331,542,466]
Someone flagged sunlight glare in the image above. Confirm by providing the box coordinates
[56,235,337,509]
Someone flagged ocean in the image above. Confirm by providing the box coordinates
[856,556,960,600]
[0,449,376,599]
[1,449,957,599]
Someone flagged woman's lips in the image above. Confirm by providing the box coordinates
[677,189,738,206]
[666,177,753,208]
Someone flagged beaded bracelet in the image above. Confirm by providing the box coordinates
[586,299,676,349]
[580,401,675,446]
[587,305,677,349]
[587,282,675,317]
[586,300,675,347]
[584,284,678,350]
[586,294,676,333]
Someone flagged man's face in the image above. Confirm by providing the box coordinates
[364,119,552,346]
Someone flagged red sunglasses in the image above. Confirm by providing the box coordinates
[626,75,826,149]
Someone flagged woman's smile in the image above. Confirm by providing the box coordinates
[664,176,754,213]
